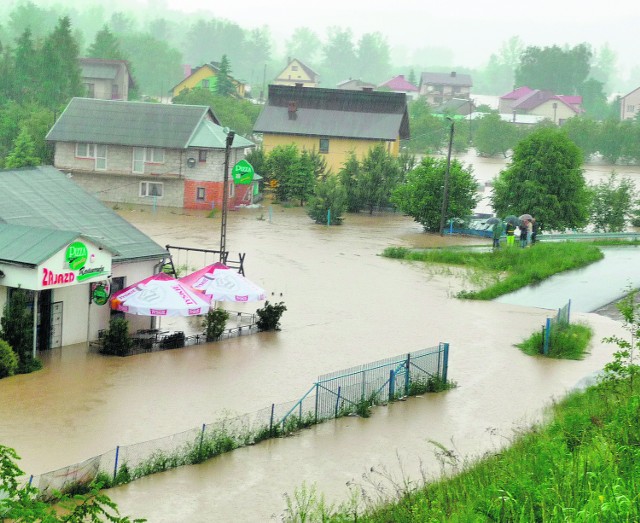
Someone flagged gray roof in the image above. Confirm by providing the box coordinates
[420,71,473,87]
[188,119,254,149]
[254,85,409,140]
[46,98,221,149]
[0,224,82,266]
[0,166,167,263]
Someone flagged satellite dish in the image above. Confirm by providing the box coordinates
[187,157,196,168]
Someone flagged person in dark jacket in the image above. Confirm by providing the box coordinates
[531,218,538,244]
[519,221,528,248]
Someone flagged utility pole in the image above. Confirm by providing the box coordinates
[439,118,455,236]
[219,130,235,260]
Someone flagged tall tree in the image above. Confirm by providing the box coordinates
[358,143,401,214]
[338,152,362,212]
[264,144,300,202]
[12,29,38,103]
[356,32,391,83]
[321,27,357,87]
[473,112,518,157]
[515,44,592,94]
[492,127,591,231]
[4,128,40,168]
[391,157,479,233]
[590,174,636,232]
[561,116,600,161]
[285,27,321,67]
[216,54,236,97]
[87,25,124,59]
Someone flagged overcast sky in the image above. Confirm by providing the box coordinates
[166,0,637,72]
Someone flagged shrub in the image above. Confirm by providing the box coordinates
[0,289,41,373]
[203,308,229,341]
[0,339,18,378]
[256,301,287,331]
[101,317,132,356]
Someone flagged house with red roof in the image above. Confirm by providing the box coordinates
[378,75,419,99]
[499,87,582,124]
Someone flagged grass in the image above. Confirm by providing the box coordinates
[382,243,604,300]
[517,322,593,359]
[282,377,640,522]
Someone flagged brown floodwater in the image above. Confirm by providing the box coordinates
[0,191,628,522]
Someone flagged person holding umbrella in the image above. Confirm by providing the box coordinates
[487,217,503,249]
[519,214,533,248]
[504,216,518,247]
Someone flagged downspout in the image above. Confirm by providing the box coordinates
[32,291,39,358]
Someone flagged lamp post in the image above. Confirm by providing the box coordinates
[219,129,235,261]
[439,118,455,236]
[552,102,558,125]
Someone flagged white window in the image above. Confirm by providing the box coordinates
[95,144,107,170]
[196,187,205,201]
[140,181,163,197]
[132,147,145,173]
[76,143,95,158]
[146,148,165,163]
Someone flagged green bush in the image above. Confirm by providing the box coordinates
[256,301,287,331]
[517,322,592,359]
[101,317,132,356]
[0,339,18,378]
[203,308,229,341]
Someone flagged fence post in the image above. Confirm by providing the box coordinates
[361,370,366,401]
[29,475,33,486]
[388,369,395,402]
[334,386,342,417]
[442,343,449,384]
[198,424,206,461]
[544,318,551,355]
[113,446,120,482]
[567,299,571,324]
[404,353,411,396]
[269,403,275,436]
[314,382,319,423]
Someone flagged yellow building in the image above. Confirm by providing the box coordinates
[253,85,410,173]
[170,62,246,99]
[272,58,320,88]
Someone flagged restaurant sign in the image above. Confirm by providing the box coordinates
[38,239,112,290]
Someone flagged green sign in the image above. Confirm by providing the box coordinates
[66,241,88,271]
[91,281,111,306]
[231,159,255,185]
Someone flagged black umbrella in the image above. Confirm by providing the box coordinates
[504,215,519,225]
[486,217,501,225]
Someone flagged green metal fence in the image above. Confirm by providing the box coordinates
[543,300,571,355]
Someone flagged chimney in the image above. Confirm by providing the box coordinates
[288,100,297,120]
[451,71,457,77]
[183,64,192,78]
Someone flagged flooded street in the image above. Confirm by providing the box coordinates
[0,198,629,521]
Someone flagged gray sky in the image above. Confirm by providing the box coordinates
[166,0,637,73]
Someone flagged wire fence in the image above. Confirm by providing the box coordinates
[543,300,572,355]
[28,343,450,498]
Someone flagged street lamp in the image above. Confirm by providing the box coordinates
[552,102,558,124]
[219,129,235,261]
[439,117,455,236]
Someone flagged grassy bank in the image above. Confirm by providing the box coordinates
[383,243,604,300]
[517,322,593,359]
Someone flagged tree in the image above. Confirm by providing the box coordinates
[307,175,347,225]
[285,27,321,66]
[338,152,362,212]
[560,116,600,161]
[87,25,124,59]
[492,127,591,231]
[321,27,357,87]
[4,127,40,168]
[355,32,391,83]
[216,54,236,97]
[358,143,401,214]
[407,98,447,153]
[0,445,145,522]
[0,289,40,374]
[264,144,301,202]
[290,149,317,206]
[391,157,479,233]
[515,44,592,95]
[473,112,518,157]
[590,174,637,232]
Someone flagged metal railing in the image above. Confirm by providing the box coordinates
[543,300,571,355]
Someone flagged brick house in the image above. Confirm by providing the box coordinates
[418,71,472,105]
[46,98,256,210]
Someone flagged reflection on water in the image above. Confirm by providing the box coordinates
[0,199,629,522]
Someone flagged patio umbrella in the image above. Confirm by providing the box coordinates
[486,217,501,225]
[110,273,212,316]
[179,262,266,302]
[519,214,533,221]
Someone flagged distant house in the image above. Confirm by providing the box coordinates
[419,71,472,105]
[272,58,320,88]
[46,98,256,211]
[378,75,419,100]
[253,84,410,172]
[499,87,582,124]
[336,78,377,91]
[432,98,475,116]
[620,86,640,120]
[170,62,247,99]
[79,58,134,101]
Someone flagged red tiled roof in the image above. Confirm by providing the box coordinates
[500,86,534,100]
[379,75,418,92]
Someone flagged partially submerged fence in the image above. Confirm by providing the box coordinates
[28,343,450,498]
[543,300,571,355]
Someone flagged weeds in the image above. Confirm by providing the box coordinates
[518,322,593,359]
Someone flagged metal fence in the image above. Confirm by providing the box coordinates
[27,343,450,498]
[543,300,571,355]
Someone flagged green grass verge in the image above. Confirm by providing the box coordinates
[382,243,604,300]
[517,322,593,359]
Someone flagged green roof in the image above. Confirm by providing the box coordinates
[0,224,82,266]
[0,166,167,263]
[46,98,221,149]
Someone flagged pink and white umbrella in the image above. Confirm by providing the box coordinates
[110,273,212,317]
[179,262,266,302]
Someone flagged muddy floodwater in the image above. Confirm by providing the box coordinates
[0,188,632,521]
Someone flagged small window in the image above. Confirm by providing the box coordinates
[140,181,164,198]
[196,187,206,201]
[76,143,95,158]
[628,105,635,112]
[95,144,107,170]
[319,138,329,154]
[202,79,210,89]
[132,147,145,173]
[291,65,298,71]
[198,150,207,162]
[146,148,165,163]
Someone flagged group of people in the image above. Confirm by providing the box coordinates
[492,217,538,249]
